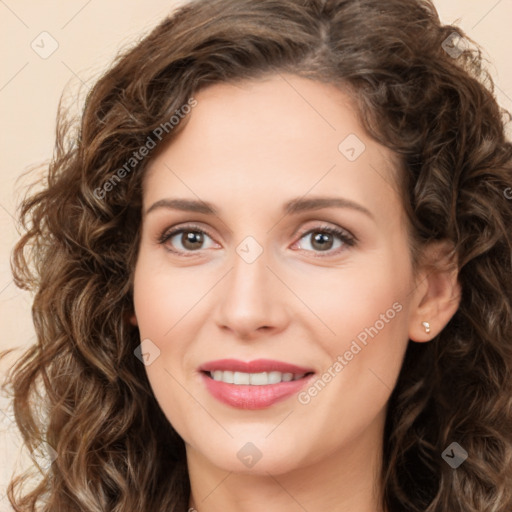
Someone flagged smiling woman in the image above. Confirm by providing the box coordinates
[2,0,512,511]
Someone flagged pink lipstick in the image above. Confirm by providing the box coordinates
[199,359,315,409]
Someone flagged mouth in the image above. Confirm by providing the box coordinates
[199,359,316,409]
[202,369,314,385]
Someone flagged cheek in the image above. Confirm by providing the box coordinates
[131,252,208,408]
[295,270,410,446]
[144,364,201,447]
[301,262,410,348]
[298,249,413,404]
[132,251,201,338]
[132,259,199,436]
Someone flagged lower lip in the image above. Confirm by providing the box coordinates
[201,372,314,409]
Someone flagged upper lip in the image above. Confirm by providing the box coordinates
[199,358,315,374]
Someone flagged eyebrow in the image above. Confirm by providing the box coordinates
[284,197,374,219]
[145,196,374,220]
[145,198,216,216]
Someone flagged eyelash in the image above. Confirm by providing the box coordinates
[158,223,356,258]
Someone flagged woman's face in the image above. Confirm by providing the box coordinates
[132,74,425,475]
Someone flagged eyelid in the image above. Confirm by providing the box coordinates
[291,223,356,256]
[158,221,356,256]
[295,222,356,241]
[158,223,219,255]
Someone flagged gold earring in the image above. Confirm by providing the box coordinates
[422,321,431,334]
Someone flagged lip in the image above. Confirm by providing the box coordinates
[199,358,314,374]
[199,359,316,409]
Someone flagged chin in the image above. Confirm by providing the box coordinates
[190,435,309,476]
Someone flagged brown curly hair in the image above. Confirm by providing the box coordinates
[2,0,512,510]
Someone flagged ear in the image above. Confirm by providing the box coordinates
[408,240,461,343]
[125,310,138,326]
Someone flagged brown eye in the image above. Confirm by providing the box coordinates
[309,232,335,251]
[295,226,355,255]
[179,231,205,251]
[159,226,218,255]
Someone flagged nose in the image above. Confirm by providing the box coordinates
[214,243,289,341]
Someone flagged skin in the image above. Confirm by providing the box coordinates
[130,73,460,512]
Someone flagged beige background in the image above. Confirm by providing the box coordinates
[1,0,511,508]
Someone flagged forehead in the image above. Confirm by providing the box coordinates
[143,74,402,221]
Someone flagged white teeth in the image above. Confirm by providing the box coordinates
[233,371,250,385]
[249,372,268,385]
[209,370,307,385]
[222,370,234,383]
[267,371,282,384]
